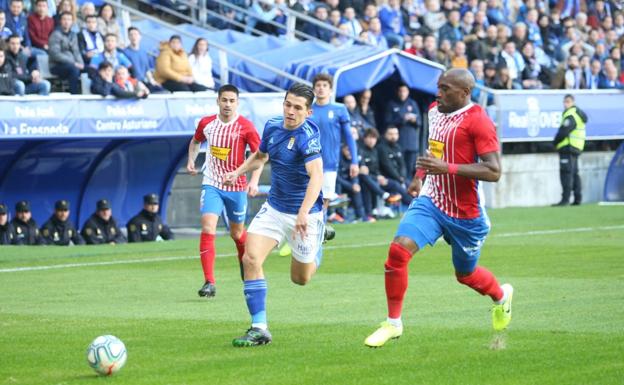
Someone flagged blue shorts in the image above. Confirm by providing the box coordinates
[395,196,490,273]
[200,185,247,224]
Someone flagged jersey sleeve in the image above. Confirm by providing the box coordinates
[472,109,500,155]
[298,129,322,163]
[193,116,212,142]
[339,105,359,165]
[243,119,261,152]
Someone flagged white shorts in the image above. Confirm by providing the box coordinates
[247,202,324,264]
[322,171,337,201]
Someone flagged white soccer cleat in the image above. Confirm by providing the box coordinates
[364,321,403,348]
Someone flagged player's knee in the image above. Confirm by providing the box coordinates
[386,241,414,270]
[242,252,261,270]
[229,228,244,241]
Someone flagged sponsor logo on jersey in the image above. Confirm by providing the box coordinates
[428,139,445,159]
[210,146,231,161]
[328,110,334,119]
[287,137,295,150]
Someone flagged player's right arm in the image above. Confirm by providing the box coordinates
[188,117,211,176]
[187,138,201,175]
[223,151,268,187]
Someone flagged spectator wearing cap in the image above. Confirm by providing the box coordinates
[81,199,126,245]
[0,203,15,245]
[126,193,174,243]
[40,200,84,246]
[10,200,43,245]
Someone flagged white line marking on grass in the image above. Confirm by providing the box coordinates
[2,225,623,273]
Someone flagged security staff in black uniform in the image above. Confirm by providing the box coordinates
[10,201,43,245]
[0,203,15,245]
[40,200,85,246]
[553,94,588,206]
[377,125,408,184]
[81,199,127,245]
[127,193,174,243]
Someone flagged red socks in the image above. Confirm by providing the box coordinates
[200,233,216,283]
[385,242,413,319]
[234,230,247,263]
[456,266,504,302]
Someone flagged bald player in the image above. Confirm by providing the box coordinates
[364,69,514,347]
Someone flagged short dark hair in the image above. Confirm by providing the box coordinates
[98,61,113,71]
[35,0,48,5]
[58,11,73,19]
[169,34,181,42]
[218,84,239,98]
[8,33,20,41]
[85,14,97,21]
[104,33,117,41]
[564,94,574,101]
[363,127,379,139]
[286,83,315,108]
[312,73,333,89]
[127,26,139,34]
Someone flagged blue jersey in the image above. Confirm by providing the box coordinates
[259,117,324,215]
[310,102,358,171]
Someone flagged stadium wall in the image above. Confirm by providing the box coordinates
[483,152,614,208]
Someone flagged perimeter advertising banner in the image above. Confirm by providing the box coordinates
[491,92,624,141]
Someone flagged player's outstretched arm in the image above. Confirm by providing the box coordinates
[295,158,323,239]
[247,164,264,197]
[187,139,201,175]
[224,151,268,186]
[416,151,501,182]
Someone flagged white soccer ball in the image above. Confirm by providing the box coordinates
[86,335,127,376]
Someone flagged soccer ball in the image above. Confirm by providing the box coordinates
[86,335,127,375]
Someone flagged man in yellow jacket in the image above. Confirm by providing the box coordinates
[155,35,209,93]
[552,94,588,206]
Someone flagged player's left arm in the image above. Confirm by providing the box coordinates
[224,151,268,186]
[416,150,501,182]
[295,157,323,239]
[340,106,359,178]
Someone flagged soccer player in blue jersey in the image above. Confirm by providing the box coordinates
[223,83,324,347]
[311,74,359,233]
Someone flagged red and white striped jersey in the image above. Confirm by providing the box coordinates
[421,102,499,219]
[193,114,260,191]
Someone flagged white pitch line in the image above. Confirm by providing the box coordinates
[1,225,623,273]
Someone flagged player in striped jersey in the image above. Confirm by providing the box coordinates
[187,84,263,298]
[365,69,514,347]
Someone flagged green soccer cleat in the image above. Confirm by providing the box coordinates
[364,321,403,348]
[492,283,513,331]
[232,327,272,347]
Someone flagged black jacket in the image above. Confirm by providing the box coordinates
[0,62,15,96]
[553,106,588,155]
[10,218,42,245]
[0,222,15,245]
[81,213,127,245]
[40,215,85,246]
[6,49,35,84]
[126,209,174,243]
[358,141,381,177]
[377,139,407,182]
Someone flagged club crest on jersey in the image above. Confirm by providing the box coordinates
[287,137,295,150]
[210,145,231,161]
[328,110,334,119]
[428,139,445,159]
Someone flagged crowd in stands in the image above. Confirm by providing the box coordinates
[0,194,174,245]
[1,0,623,97]
[208,0,624,90]
[0,0,215,96]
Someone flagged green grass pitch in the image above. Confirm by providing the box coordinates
[1,204,623,385]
